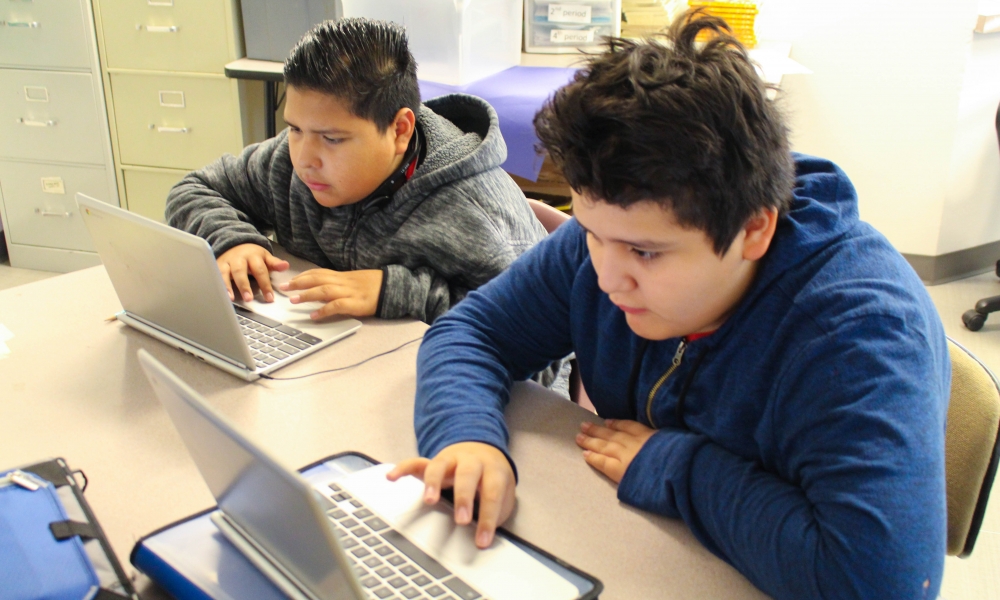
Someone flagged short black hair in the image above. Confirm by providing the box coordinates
[534,10,795,255]
[284,18,421,130]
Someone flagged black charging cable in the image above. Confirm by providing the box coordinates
[259,336,423,381]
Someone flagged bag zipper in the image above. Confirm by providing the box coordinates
[0,469,43,491]
[645,339,687,427]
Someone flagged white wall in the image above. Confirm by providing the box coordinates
[756,0,991,257]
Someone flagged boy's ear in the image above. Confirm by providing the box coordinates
[741,207,779,261]
[389,108,416,156]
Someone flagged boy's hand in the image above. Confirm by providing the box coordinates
[217,243,290,303]
[279,268,383,319]
[575,419,656,483]
[387,442,516,549]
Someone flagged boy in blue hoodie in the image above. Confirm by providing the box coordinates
[388,13,951,599]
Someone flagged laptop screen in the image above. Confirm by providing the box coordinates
[138,350,358,599]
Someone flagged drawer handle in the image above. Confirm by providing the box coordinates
[16,118,55,127]
[35,208,73,218]
[136,24,178,33]
[150,124,190,133]
[3,21,41,28]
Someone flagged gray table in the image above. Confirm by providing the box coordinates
[0,266,765,599]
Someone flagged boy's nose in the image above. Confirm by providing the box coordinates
[594,251,636,295]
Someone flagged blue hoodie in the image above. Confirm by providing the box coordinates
[414,155,950,599]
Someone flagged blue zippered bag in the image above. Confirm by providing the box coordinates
[0,467,100,600]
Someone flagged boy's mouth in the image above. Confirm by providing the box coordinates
[614,303,647,315]
[304,179,330,192]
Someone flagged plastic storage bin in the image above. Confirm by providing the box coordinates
[342,0,523,85]
[524,0,621,54]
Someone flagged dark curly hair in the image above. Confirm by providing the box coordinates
[534,10,795,255]
[284,18,421,130]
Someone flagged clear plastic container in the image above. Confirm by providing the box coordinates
[341,0,523,85]
[524,0,621,53]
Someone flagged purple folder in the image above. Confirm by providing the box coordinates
[420,66,578,182]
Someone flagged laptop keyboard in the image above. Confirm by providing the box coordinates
[233,305,323,370]
[326,482,485,600]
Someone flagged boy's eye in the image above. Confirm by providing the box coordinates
[631,248,660,261]
[323,136,345,145]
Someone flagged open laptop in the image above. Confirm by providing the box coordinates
[77,194,361,381]
[137,350,602,600]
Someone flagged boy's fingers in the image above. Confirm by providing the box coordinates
[474,468,512,549]
[387,458,430,481]
[575,432,617,456]
[266,256,290,271]
[606,419,650,436]
[452,460,484,525]
[421,455,456,504]
[218,264,235,300]
[229,261,254,302]
[249,258,274,300]
[582,450,617,478]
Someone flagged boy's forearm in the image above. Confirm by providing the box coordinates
[620,430,945,599]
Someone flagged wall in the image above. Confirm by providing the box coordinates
[755,0,987,258]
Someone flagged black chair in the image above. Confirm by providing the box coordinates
[963,103,1000,332]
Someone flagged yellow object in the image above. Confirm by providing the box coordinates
[687,0,758,48]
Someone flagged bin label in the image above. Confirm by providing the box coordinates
[551,28,596,44]
[549,4,592,24]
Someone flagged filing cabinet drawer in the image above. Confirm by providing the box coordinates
[0,160,113,252]
[0,0,92,70]
[123,168,186,222]
[98,0,233,73]
[111,73,243,171]
[0,69,107,165]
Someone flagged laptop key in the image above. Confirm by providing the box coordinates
[329,508,347,519]
[275,324,301,335]
[361,576,380,588]
[270,349,290,360]
[412,575,431,587]
[363,556,382,568]
[364,517,389,532]
[388,576,407,589]
[386,555,405,567]
[363,536,381,547]
[279,344,301,355]
[442,577,480,600]
[424,586,445,598]
[372,588,394,599]
[296,332,323,345]
[233,306,282,328]
[260,356,277,365]
[342,538,359,549]
[284,337,311,350]
[350,500,362,508]
[353,508,373,519]
[341,518,359,529]
[351,526,370,537]
[399,565,418,577]
[351,547,371,558]
[329,482,342,492]
[380,530,450,579]
[375,567,394,578]
[374,545,394,556]
[400,588,422,599]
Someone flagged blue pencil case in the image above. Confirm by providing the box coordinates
[0,459,138,600]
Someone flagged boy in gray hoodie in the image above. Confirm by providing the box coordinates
[165,18,545,324]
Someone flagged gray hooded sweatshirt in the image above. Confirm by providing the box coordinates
[165,94,546,323]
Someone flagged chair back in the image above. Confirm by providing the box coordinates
[527,199,570,234]
[945,338,1000,556]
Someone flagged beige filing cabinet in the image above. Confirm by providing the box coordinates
[0,0,120,272]
[91,0,260,222]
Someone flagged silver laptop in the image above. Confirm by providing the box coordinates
[138,350,600,600]
[77,194,361,380]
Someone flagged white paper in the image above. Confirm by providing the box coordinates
[0,323,13,342]
[334,464,580,600]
